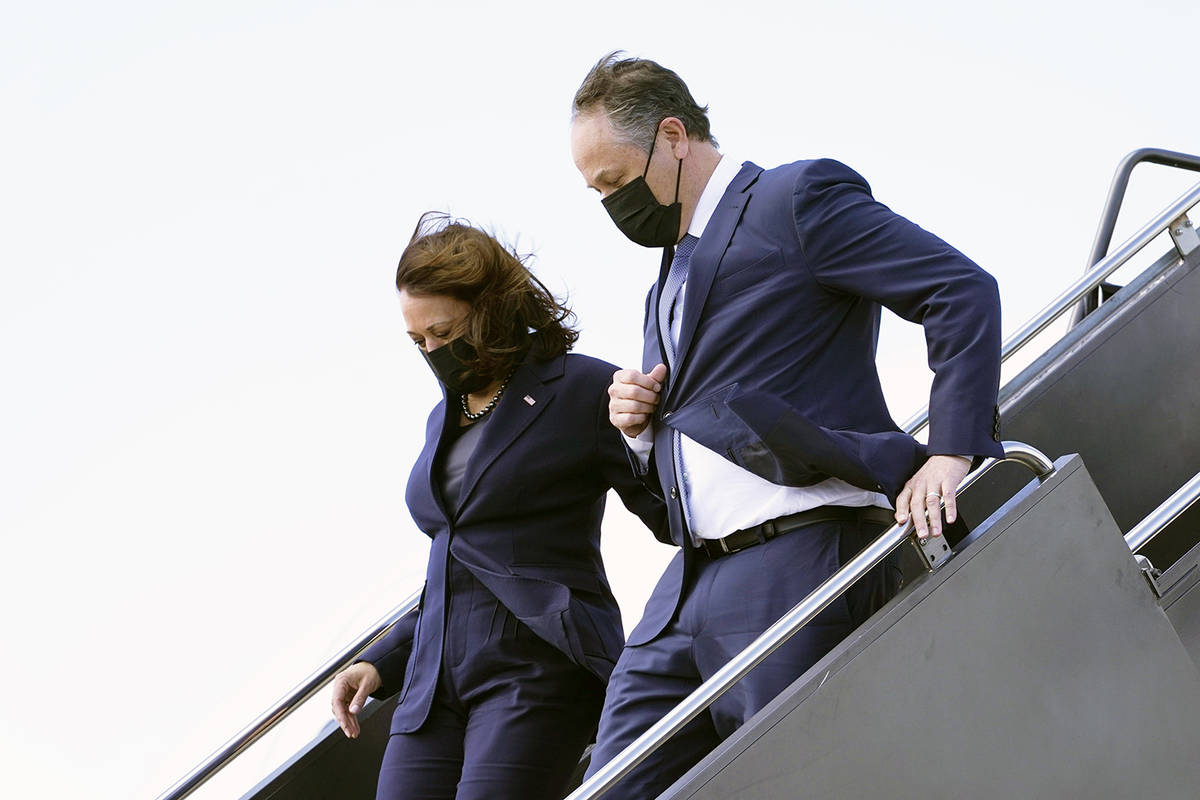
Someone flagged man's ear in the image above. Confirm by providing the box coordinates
[659,117,691,160]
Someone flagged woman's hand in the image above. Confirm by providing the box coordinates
[330,662,382,739]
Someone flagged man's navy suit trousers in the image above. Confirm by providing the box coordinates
[586,515,901,799]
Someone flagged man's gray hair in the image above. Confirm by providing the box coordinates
[572,51,717,151]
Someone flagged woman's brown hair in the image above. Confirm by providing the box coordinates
[396,212,579,380]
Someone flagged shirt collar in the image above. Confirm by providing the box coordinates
[687,153,743,239]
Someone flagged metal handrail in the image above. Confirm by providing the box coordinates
[1125,470,1200,554]
[1087,149,1200,272]
[567,441,1056,800]
[901,177,1200,437]
[1074,148,1200,322]
[155,589,422,800]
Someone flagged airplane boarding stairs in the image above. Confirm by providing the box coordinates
[157,150,1200,800]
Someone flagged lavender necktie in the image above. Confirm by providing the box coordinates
[658,233,699,368]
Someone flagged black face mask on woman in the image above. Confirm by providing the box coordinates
[601,129,683,248]
[422,337,492,396]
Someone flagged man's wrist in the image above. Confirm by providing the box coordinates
[624,424,654,471]
[930,453,972,464]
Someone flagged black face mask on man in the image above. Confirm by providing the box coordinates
[422,337,492,396]
[601,128,683,248]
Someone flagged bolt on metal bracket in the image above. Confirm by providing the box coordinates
[909,531,953,572]
[1169,214,1199,258]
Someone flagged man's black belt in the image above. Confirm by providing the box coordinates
[696,505,896,559]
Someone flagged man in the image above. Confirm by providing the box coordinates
[569,52,1004,797]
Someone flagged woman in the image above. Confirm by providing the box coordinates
[329,213,666,800]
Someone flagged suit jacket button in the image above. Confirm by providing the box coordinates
[670,487,678,499]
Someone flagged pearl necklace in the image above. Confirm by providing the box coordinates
[461,374,512,421]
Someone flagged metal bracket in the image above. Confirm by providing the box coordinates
[1134,553,1163,597]
[909,531,953,572]
[1169,214,1200,258]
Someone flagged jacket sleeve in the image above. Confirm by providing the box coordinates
[791,159,1004,459]
[356,605,419,700]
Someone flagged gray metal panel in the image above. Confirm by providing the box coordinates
[1162,537,1200,671]
[1166,579,1200,672]
[663,456,1200,800]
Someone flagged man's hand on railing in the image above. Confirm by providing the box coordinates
[894,454,972,540]
[330,662,382,739]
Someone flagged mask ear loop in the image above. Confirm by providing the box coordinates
[642,127,659,178]
[643,122,685,204]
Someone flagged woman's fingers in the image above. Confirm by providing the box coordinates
[349,682,372,717]
[330,663,380,739]
[330,671,359,738]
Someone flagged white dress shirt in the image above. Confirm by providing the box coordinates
[627,153,890,542]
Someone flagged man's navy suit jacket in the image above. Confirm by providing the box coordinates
[360,352,666,733]
[628,158,1004,646]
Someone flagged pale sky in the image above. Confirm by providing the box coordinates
[3,1,1200,798]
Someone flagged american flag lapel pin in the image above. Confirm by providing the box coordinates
[523,394,536,406]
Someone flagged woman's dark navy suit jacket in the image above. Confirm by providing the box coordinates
[360,352,667,733]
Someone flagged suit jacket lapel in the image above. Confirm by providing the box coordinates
[409,398,452,526]
[452,356,560,518]
[669,161,762,403]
